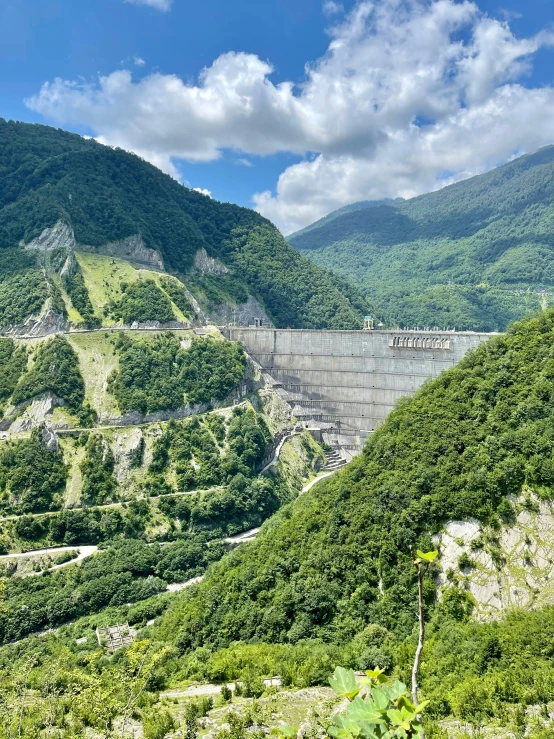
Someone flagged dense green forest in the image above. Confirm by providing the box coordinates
[107,279,177,324]
[11,336,86,412]
[0,426,68,514]
[0,266,48,327]
[0,338,27,405]
[80,433,118,505]
[108,333,247,414]
[158,307,554,647]
[0,539,226,644]
[289,146,554,330]
[0,119,367,329]
[147,407,272,494]
[159,277,194,317]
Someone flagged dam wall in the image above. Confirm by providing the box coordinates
[228,327,497,452]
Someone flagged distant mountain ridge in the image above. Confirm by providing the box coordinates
[0,119,368,331]
[288,147,554,331]
[290,198,403,238]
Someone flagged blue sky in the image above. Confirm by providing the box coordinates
[2,0,554,233]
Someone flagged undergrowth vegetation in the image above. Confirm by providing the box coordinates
[160,277,194,316]
[12,336,86,414]
[63,266,99,326]
[80,432,118,505]
[0,269,49,327]
[147,407,271,492]
[0,338,27,406]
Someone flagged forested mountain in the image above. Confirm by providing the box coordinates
[152,307,554,729]
[0,119,367,330]
[289,147,554,331]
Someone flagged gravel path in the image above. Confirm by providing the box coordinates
[0,545,98,573]
[301,470,336,493]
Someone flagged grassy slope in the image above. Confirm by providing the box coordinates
[65,331,121,417]
[289,146,554,331]
[65,328,199,418]
[75,252,188,325]
[0,327,234,510]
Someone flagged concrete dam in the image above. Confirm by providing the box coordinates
[228,327,496,455]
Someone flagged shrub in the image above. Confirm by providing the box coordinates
[107,279,175,324]
[142,709,175,739]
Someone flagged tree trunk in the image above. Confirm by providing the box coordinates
[411,564,425,738]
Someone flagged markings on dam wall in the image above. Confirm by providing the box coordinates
[229,327,497,449]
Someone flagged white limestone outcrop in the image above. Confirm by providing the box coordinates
[7,393,65,433]
[193,247,229,275]
[25,220,164,270]
[435,497,554,619]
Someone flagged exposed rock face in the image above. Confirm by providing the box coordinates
[3,307,67,338]
[25,220,164,270]
[183,286,204,322]
[7,393,65,433]
[193,247,229,275]
[191,249,271,325]
[129,320,190,330]
[81,233,164,270]
[40,423,60,452]
[113,427,144,484]
[207,296,272,328]
[435,497,554,619]
[97,401,210,428]
[60,251,77,278]
[259,384,295,433]
[24,221,75,253]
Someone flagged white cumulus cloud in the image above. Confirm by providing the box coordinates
[26,0,554,233]
[193,187,212,197]
[124,0,172,11]
[323,1,344,16]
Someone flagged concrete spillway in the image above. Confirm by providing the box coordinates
[228,327,497,452]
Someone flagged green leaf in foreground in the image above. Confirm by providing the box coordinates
[329,666,361,700]
[415,549,438,563]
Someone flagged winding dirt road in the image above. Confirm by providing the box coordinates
[0,545,98,574]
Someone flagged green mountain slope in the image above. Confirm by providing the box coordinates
[0,119,367,330]
[160,307,554,648]
[0,322,326,641]
[289,147,554,331]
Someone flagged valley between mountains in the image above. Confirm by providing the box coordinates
[3,121,554,739]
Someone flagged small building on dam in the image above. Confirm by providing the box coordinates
[227,327,497,457]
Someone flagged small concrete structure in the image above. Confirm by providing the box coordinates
[96,622,136,652]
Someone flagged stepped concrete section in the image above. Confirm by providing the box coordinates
[228,328,497,451]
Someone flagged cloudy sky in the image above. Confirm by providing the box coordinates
[3,0,554,233]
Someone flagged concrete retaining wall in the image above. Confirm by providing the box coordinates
[229,328,497,449]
